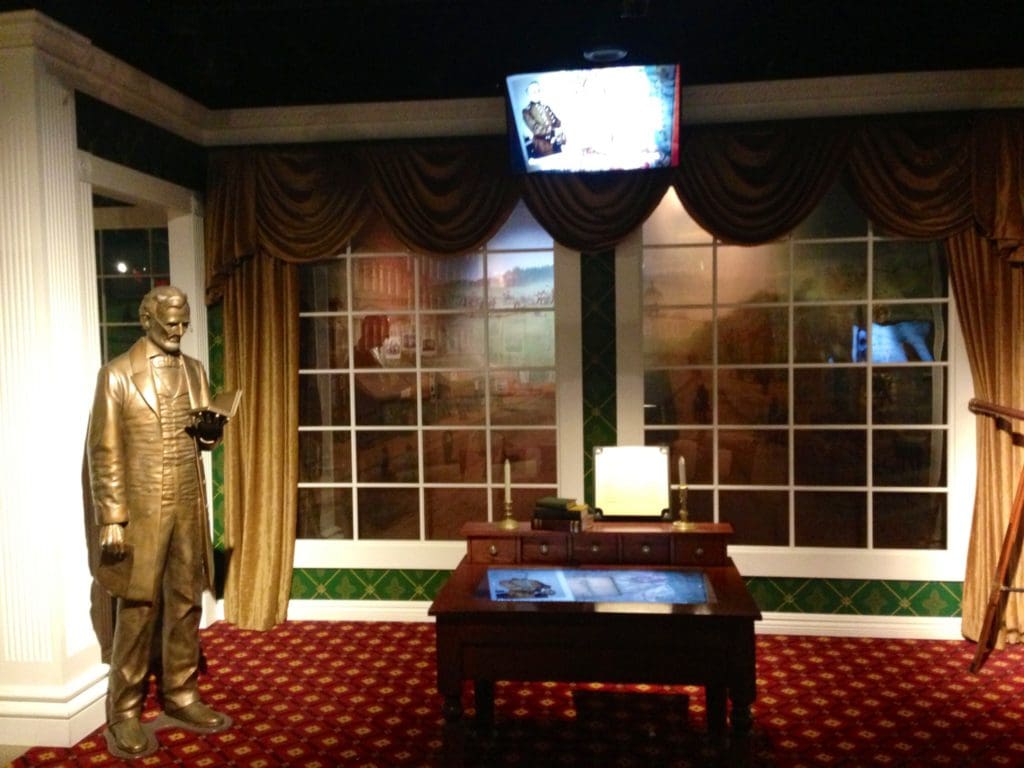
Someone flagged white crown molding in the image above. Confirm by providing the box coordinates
[4,10,1024,150]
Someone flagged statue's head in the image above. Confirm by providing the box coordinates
[139,285,190,355]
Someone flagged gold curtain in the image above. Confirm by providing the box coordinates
[948,232,1024,645]
[222,253,299,630]
[206,113,1024,638]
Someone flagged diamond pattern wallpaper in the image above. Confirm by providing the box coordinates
[207,257,964,619]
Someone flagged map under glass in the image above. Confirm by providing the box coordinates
[487,568,707,604]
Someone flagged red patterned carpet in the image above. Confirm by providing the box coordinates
[11,621,1024,767]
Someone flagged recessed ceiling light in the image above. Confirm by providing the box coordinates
[583,46,628,64]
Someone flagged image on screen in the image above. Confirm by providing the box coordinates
[487,568,707,604]
[506,63,680,174]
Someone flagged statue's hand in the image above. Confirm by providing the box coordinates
[100,523,129,559]
[187,411,226,444]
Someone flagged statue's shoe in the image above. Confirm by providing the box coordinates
[108,717,148,755]
[166,700,227,729]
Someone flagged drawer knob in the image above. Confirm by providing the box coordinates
[695,547,704,558]
[641,544,651,554]
[540,543,550,555]
[488,544,498,556]
[590,543,600,553]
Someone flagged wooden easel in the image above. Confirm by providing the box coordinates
[967,398,1024,673]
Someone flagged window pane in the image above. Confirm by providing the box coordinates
[793,241,868,301]
[791,184,865,239]
[353,314,411,367]
[672,488,713,523]
[794,429,866,485]
[643,247,713,306]
[645,429,714,485]
[794,304,864,363]
[642,188,709,245]
[357,488,419,539]
[102,276,151,323]
[352,256,413,311]
[98,229,151,276]
[719,430,788,484]
[421,253,485,309]
[425,488,489,539]
[873,492,946,549]
[793,368,866,424]
[795,491,866,547]
[494,429,557,484]
[422,372,485,425]
[488,312,554,367]
[867,303,946,363]
[297,488,353,539]
[300,260,347,312]
[718,369,787,425]
[299,317,349,369]
[874,240,947,300]
[356,430,418,482]
[644,369,713,425]
[645,308,713,366]
[873,430,946,487]
[488,201,555,250]
[354,373,417,425]
[718,243,790,304]
[299,373,351,426]
[718,307,788,365]
[420,313,485,368]
[720,490,789,545]
[491,370,556,425]
[423,429,486,482]
[104,325,140,359]
[150,229,169,273]
[299,431,351,482]
[488,251,554,310]
[873,367,946,425]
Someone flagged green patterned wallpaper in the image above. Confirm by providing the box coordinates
[207,254,964,618]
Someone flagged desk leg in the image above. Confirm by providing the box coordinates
[435,623,464,721]
[474,679,495,725]
[705,685,727,745]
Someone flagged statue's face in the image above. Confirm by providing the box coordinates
[143,302,190,354]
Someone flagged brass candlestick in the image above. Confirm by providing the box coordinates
[497,499,519,530]
[673,484,695,530]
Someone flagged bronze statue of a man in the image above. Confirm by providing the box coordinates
[87,285,228,755]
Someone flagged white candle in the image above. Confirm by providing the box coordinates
[504,459,512,503]
[678,456,686,487]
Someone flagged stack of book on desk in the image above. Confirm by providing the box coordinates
[531,497,594,532]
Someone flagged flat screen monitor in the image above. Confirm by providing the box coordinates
[506,63,680,174]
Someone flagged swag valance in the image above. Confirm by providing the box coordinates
[206,112,1024,304]
[208,112,1024,639]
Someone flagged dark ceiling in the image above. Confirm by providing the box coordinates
[4,0,1024,109]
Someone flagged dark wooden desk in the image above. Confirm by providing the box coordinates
[428,523,761,745]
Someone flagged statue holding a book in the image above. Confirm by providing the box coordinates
[87,285,239,756]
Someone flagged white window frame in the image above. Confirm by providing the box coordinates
[293,235,583,572]
[619,194,975,582]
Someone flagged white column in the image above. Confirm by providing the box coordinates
[0,44,107,745]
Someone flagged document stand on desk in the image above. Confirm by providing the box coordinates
[968,398,1024,673]
[593,445,671,521]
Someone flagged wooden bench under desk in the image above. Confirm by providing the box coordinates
[432,520,760,756]
[462,520,731,567]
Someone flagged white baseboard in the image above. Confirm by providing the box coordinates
[284,600,966,640]
[0,667,107,747]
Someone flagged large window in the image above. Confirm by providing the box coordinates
[642,185,951,553]
[94,202,170,362]
[297,205,559,541]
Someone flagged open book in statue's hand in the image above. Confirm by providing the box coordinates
[187,390,241,442]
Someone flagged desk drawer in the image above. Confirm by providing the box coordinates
[522,535,569,563]
[621,536,671,564]
[672,535,726,565]
[468,538,517,564]
[572,533,618,563]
